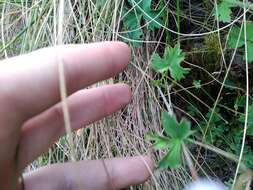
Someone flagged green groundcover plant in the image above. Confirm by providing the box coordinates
[151,44,190,81]
[146,112,193,169]
[122,0,164,45]
[228,22,253,62]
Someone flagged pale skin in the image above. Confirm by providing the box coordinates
[0,42,154,190]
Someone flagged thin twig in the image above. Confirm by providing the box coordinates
[56,0,76,162]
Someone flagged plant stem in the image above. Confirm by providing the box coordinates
[188,139,247,169]
[225,0,253,10]
[176,0,180,41]
[57,0,76,162]
[182,144,199,181]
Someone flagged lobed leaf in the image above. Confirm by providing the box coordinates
[151,53,168,73]
[193,80,201,89]
[123,0,164,43]
[158,140,181,169]
[147,112,193,169]
[214,0,253,23]
[178,118,192,139]
[145,132,171,149]
[228,22,253,62]
[162,112,192,140]
[151,44,189,81]
[162,112,180,138]
[165,44,189,81]
[214,0,234,23]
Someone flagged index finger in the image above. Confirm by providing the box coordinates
[0,42,131,119]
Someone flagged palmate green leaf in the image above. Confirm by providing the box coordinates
[123,0,164,44]
[228,22,253,62]
[141,0,152,11]
[165,44,189,81]
[136,0,164,30]
[122,8,143,46]
[162,112,179,138]
[214,0,253,23]
[162,112,192,140]
[214,0,234,23]
[144,10,164,31]
[193,80,201,89]
[141,0,164,30]
[158,140,181,169]
[145,133,171,150]
[146,112,193,169]
[151,44,189,81]
[151,53,168,73]
[178,118,193,139]
[123,9,142,32]
[228,24,253,48]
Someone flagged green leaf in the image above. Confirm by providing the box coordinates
[228,22,253,62]
[165,44,189,81]
[140,0,164,30]
[162,112,180,138]
[214,0,253,23]
[123,0,164,43]
[214,1,234,23]
[162,112,192,140]
[245,42,253,62]
[143,10,163,30]
[146,112,193,169]
[145,133,171,149]
[123,10,142,31]
[151,53,168,73]
[151,44,189,81]
[141,0,152,11]
[122,8,143,46]
[145,132,164,141]
[178,118,193,139]
[228,25,246,49]
[193,80,201,89]
[158,140,181,169]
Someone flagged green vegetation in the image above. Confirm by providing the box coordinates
[122,0,164,45]
[1,0,253,189]
[151,44,189,81]
[215,0,253,23]
[146,112,193,169]
[228,22,253,62]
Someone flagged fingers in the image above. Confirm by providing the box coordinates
[23,156,154,190]
[0,42,130,120]
[18,84,131,169]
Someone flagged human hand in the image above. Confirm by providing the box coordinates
[0,42,154,190]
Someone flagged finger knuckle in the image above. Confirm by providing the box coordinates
[52,104,64,122]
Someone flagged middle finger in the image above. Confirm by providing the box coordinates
[18,84,131,169]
